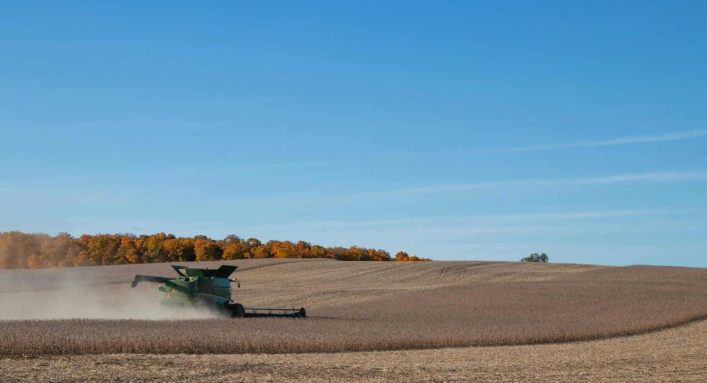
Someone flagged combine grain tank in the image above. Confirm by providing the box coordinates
[131,264,306,318]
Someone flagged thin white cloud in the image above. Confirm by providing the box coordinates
[572,172,707,184]
[364,171,707,197]
[499,129,707,153]
[248,208,686,231]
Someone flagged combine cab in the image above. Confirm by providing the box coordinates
[131,264,306,318]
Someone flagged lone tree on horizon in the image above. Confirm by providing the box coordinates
[522,253,549,263]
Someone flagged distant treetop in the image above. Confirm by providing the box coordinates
[521,253,549,263]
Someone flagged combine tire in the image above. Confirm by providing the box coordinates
[230,303,246,318]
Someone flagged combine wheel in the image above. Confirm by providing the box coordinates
[230,303,246,318]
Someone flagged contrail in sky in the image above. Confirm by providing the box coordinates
[363,171,707,197]
[498,129,707,153]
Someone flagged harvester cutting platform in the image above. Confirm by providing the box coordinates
[131,264,306,318]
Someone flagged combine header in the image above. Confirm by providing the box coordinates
[131,264,306,318]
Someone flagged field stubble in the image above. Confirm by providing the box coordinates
[3,319,706,382]
[0,259,706,355]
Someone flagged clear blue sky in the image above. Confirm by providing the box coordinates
[2,1,706,266]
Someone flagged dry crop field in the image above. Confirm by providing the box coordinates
[1,259,706,381]
[3,318,706,382]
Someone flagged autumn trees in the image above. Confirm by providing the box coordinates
[0,231,429,269]
[394,251,429,262]
[0,232,82,268]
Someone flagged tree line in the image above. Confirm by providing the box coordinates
[0,231,429,269]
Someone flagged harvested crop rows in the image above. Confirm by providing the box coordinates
[4,318,706,382]
[1,260,706,355]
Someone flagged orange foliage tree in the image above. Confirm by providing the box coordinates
[0,231,428,269]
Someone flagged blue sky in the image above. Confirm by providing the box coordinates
[1,1,706,266]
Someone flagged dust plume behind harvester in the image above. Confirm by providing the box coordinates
[131,264,306,318]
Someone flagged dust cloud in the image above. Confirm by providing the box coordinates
[0,268,220,320]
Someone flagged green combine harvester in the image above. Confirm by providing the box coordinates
[131,264,306,318]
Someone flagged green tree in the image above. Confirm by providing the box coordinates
[522,253,549,263]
